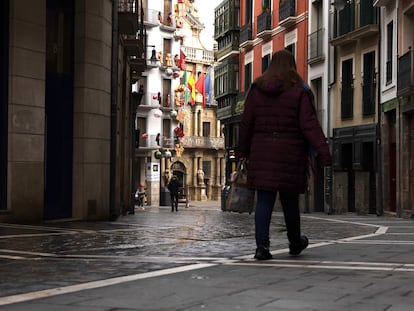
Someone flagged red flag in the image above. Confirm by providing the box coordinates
[179,49,186,70]
[195,72,205,106]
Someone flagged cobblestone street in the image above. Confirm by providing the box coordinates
[1,201,413,310]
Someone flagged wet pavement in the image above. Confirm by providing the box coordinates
[1,201,413,310]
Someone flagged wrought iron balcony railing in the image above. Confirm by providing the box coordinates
[308,28,324,64]
[257,11,272,35]
[118,0,139,35]
[279,0,296,26]
[239,23,253,48]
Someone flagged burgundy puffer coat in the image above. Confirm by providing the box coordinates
[237,79,332,193]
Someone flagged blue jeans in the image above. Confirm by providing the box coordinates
[255,190,301,248]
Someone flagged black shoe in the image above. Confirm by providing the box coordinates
[289,236,309,256]
[254,247,273,260]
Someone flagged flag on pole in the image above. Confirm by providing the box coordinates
[204,69,212,106]
[182,70,189,104]
[179,49,186,70]
[195,72,206,106]
[188,71,196,105]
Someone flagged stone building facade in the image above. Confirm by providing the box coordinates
[0,0,146,222]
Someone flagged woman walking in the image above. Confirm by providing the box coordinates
[237,50,332,260]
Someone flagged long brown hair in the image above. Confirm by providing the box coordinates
[255,49,304,89]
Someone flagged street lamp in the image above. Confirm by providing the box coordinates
[149,45,157,63]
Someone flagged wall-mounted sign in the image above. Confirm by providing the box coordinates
[146,163,160,182]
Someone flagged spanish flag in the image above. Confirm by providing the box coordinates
[187,71,196,105]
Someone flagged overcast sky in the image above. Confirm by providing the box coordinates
[195,0,223,49]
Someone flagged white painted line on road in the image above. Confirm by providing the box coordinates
[0,263,216,307]
[0,255,27,260]
[304,215,389,233]
[229,261,414,272]
[0,223,87,233]
[0,232,76,239]
[0,249,58,257]
[338,240,414,245]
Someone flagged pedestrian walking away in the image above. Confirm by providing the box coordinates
[167,175,180,212]
[237,49,332,260]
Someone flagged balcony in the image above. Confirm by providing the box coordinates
[143,8,159,27]
[158,11,177,32]
[123,35,144,57]
[118,0,139,35]
[308,28,324,64]
[181,136,225,150]
[331,0,378,46]
[217,96,237,120]
[130,57,146,81]
[239,23,253,49]
[181,46,214,65]
[279,0,296,28]
[397,50,413,97]
[138,134,175,150]
[257,11,272,39]
[215,33,240,61]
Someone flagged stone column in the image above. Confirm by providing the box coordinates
[215,157,220,186]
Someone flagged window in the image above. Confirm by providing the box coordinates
[203,122,211,137]
[362,51,376,115]
[244,63,252,92]
[162,119,171,147]
[164,0,172,20]
[262,54,270,73]
[285,43,295,59]
[137,117,147,147]
[202,161,211,178]
[311,77,323,122]
[246,0,253,23]
[341,58,354,119]
[262,0,270,11]
[386,21,393,85]
[162,79,171,107]
[163,38,171,63]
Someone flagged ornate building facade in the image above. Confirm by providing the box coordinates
[135,0,225,207]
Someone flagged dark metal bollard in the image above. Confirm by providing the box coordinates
[221,185,230,211]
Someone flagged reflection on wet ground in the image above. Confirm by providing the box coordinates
[0,206,375,298]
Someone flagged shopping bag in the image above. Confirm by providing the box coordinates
[225,160,255,214]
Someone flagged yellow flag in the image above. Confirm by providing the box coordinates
[187,71,196,105]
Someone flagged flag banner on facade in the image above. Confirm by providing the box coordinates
[195,72,205,106]
[204,69,212,106]
[188,70,196,105]
[182,70,189,104]
[179,49,186,70]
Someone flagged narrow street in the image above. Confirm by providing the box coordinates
[1,201,413,310]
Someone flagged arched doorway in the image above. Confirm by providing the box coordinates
[170,161,188,207]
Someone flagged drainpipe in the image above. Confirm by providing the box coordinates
[326,3,337,215]
[376,7,383,216]
[110,0,119,220]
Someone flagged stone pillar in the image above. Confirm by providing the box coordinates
[215,157,220,186]
[192,156,197,186]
